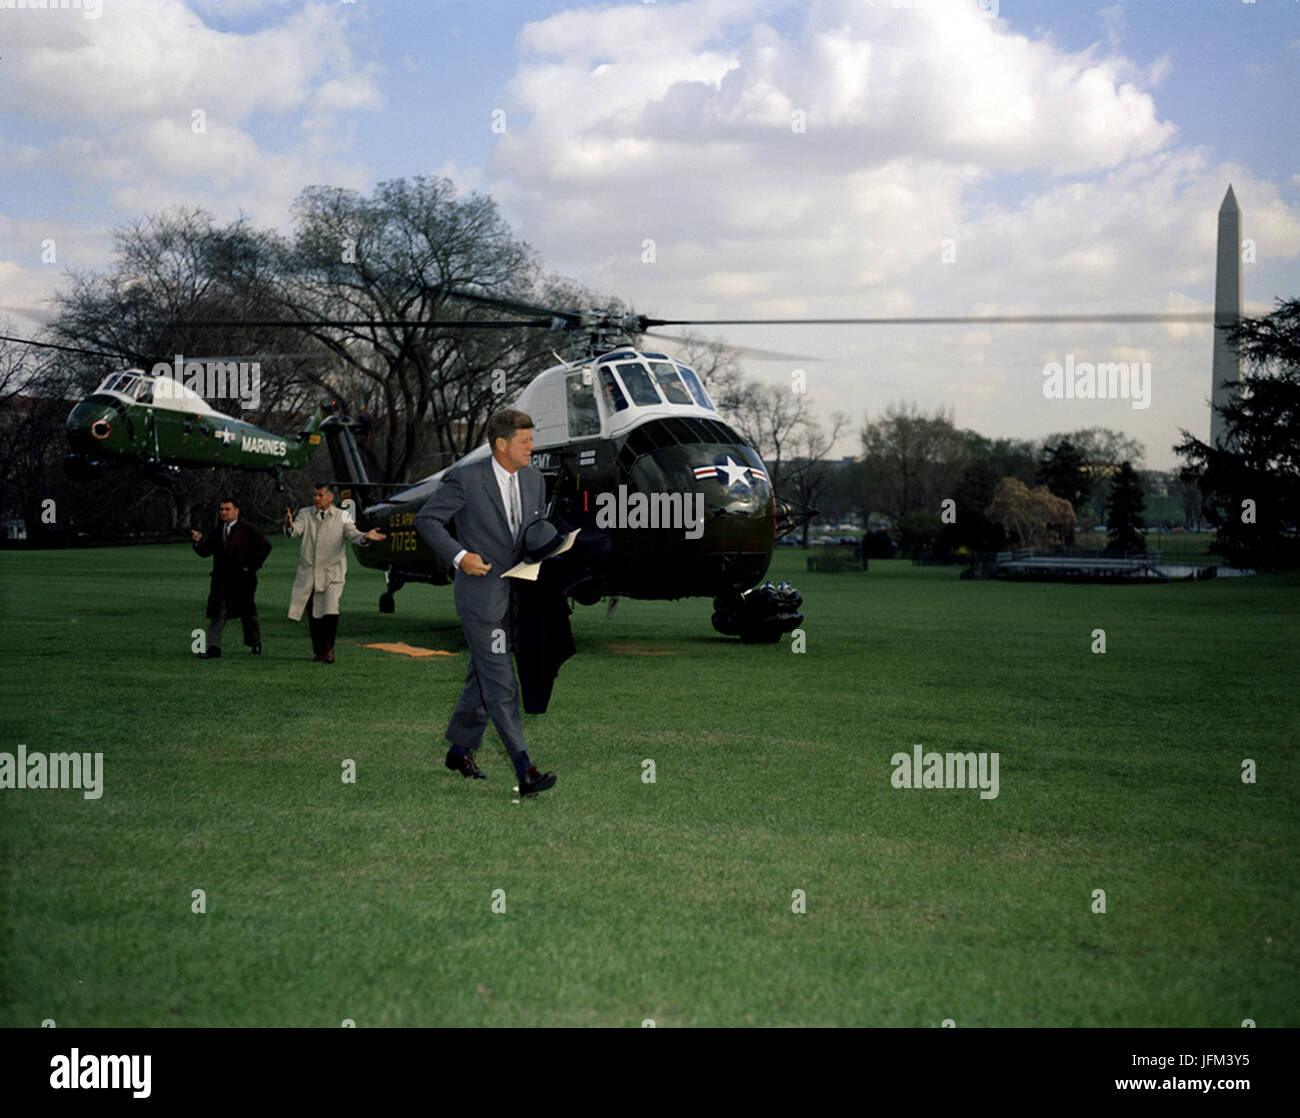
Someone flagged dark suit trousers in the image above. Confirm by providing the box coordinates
[207,600,260,651]
[446,595,529,774]
[305,592,339,655]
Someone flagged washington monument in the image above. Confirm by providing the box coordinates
[1211,185,1242,449]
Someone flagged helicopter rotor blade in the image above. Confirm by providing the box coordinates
[639,330,822,363]
[642,311,1215,327]
[185,353,340,362]
[446,288,583,325]
[181,319,555,330]
[175,309,1219,331]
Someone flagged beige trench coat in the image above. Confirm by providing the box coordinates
[287,506,369,620]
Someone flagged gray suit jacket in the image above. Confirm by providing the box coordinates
[414,455,546,625]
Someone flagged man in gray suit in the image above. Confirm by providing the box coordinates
[414,410,557,797]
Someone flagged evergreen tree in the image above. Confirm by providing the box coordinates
[1175,298,1300,569]
[1035,438,1089,544]
[1105,461,1146,554]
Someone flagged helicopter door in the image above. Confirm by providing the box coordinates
[565,370,601,438]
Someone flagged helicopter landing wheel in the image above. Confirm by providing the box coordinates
[379,592,395,614]
[711,581,804,643]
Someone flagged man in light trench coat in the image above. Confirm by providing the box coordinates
[285,482,385,662]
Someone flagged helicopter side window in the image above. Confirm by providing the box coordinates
[598,367,628,414]
[565,371,601,438]
[615,362,663,407]
[648,362,693,405]
[676,364,715,411]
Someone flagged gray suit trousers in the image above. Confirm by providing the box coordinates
[445,604,528,771]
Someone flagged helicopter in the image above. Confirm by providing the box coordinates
[65,366,336,486]
[294,290,812,642]
[311,289,1210,640]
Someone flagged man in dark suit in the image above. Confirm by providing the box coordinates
[190,495,271,658]
[414,410,557,797]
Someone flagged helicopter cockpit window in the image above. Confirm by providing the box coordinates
[598,366,628,413]
[566,371,601,438]
[648,362,693,405]
[676,364,715,411]
[615,362,663,407]
[104,373,141,396]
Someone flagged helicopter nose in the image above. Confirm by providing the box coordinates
[67,401,121,452]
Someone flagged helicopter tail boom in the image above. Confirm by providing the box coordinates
[319,413,372,513]
[281,398,337,471]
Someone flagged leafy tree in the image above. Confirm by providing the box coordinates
[936,432,1038,553]
[1105,461,1146,553]
[898,508,942,555]
[1175,298,1300,569]
[985,478,1076,547]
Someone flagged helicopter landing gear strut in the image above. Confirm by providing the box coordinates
[711,581,804,644]
[379,570,404,613]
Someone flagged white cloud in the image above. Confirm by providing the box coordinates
[7,2,375,124]
[480,0,1298,466]
[499,0,1176,184]
[0,1,384,341]
[1,1,383,247]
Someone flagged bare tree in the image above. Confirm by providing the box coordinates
[859,401,971,524]
[783,410,850,545]
[283,177,604,479]
[985,478,1076,547]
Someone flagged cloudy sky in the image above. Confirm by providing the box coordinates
[3,0,1298,468]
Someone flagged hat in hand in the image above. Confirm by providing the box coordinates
[523,519,568,563]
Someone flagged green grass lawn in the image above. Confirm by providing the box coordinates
[1,542,1297,1026]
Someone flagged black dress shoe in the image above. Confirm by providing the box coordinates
[518,766,556,797]
[198,648,222,658]
[445,749,486,779]
[250,644,262,655]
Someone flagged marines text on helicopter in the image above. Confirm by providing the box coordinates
[64,365,335,487]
